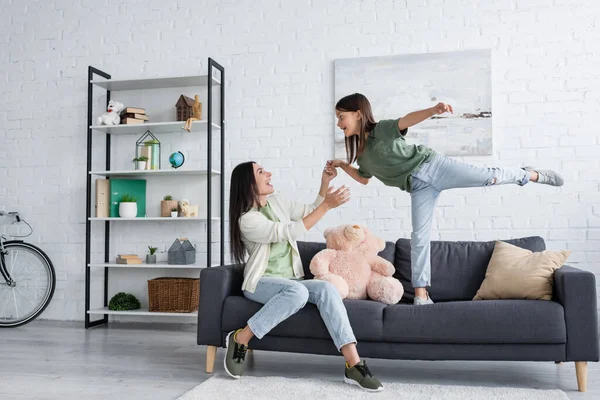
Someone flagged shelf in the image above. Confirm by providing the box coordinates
[90,74,221,91]
[88,307,198,317]
[89,169,221,177]
[89,217,220,221]
[88,262,218,269]
[90,121,221,135]
[85,59,225,329]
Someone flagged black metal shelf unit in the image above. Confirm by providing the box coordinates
[84,58,225,329]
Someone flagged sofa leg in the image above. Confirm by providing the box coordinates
[575,361,587,392]
[206,345,217,373]
[555,361,563,364]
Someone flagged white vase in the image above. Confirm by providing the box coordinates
[170,211,178,218]
[136,161,146,170]
[119,202,137,218]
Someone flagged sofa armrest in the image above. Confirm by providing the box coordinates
[197,264,245,347]
[554,265,599,361]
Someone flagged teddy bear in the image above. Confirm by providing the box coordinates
[179,199,190,217]
[96,100,125,125]
[309,224,404,305]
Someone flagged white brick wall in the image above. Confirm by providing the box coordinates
[1,0,599,321]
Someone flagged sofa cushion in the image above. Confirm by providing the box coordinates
[222,296,387,342]
[394,236,546,302]
[382,300,566,344]
[298,240,395,279]
[474,241,571,301]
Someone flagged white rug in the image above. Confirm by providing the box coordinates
[177,374,569,400]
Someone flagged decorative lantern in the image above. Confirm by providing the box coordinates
[136,130,161,170]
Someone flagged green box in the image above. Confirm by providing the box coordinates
[109,179,147,218]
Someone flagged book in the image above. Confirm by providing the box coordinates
[117,254,140,259]
[95,179,110,218]
[121,113,149,121]
[120,118,144,125]
[116,258,142,264]
[109,179,147,218]
[120,107,145,115]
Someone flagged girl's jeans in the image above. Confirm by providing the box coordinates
[243,277,357,351]
[409,153,529,288]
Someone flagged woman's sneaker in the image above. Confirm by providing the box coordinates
[344,360,384,392]
[224,329,248,379]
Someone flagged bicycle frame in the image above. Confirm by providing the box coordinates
[0,236,16,287]
[0,212,21,287]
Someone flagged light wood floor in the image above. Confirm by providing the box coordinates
[0,321,597,399]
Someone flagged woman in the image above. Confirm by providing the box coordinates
[226,161,384,392]
[328,93,563,305]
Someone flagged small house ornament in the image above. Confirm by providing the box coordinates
[176,94,202,132]
[168,238,196,265]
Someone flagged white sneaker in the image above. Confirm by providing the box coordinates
[523,167,564,186]
[413,293,434,306]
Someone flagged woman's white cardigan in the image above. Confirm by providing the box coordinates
[239,193,324,293]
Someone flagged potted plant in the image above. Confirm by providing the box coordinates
[161,194,178,217]
[146,246,158,264]
[108,292,141,311]
[132,156,149,170]
[119,194,137,218]
[171,207,178,218]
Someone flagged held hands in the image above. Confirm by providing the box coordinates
[433,102,453,115]
[326,159,346,169]
[322,162,338,184]
[323,185,350,210]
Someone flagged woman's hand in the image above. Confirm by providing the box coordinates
[322,163,337,184]
[433,102,453,115]
[323,185,350,210]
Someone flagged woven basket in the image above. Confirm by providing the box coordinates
[148,277,199,313]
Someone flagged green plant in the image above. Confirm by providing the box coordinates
[121,193,137,203]
[163,195,173,201]
[171,207,177,212]
[132,156,149,162]
[108,292,141,311]
[148,246,158,255]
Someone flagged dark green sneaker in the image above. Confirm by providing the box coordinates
[224,329,248,379]
[344,360,383,392]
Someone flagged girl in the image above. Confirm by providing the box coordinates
[327,93,563,305]
[226,161,384,392]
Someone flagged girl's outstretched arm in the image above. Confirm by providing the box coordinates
[326,160,370,185]
[397,102,453,131]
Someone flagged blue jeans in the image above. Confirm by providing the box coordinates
[243,277,357,352]
[409,153,529,288]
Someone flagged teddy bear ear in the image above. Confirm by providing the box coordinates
[323,227,333,238]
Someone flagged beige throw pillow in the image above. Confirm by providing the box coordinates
[473,241,571,301]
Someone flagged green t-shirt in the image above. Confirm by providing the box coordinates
[259,202,295,279]
[356,118,435,192]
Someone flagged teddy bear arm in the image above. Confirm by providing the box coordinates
[309,249,337,276]
[370,256,395,277]
[318,273,349,298]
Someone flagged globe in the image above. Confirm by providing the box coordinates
[169,151,185,169]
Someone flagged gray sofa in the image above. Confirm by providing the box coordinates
[198,236,599,392]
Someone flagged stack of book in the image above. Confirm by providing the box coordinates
[116,254,143,264]
[120,107,148,125]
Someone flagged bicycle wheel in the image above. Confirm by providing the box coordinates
[0,241,56,327]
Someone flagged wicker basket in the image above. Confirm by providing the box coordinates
[148,277,199,313]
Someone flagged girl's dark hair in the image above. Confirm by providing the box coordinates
[229,161,260,265]
[335,93,377,164]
